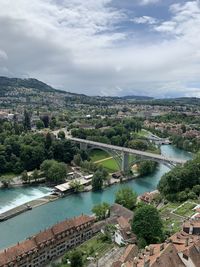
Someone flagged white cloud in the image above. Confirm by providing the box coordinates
[0,0,200,97]
[131,16,158,25]
[139,0,160,5]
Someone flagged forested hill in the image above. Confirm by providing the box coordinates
[0,76,63,95]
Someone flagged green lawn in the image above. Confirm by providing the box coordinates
[89,149,110,162]
[99,158,120,172]
[136,129,150,137]
[174,202,197,217]
[89,149,120,172]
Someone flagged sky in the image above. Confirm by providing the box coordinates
[0,0,200,97]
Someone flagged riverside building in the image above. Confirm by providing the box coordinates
[0,215,95,267]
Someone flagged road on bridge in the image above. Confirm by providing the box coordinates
[67,137,187,166]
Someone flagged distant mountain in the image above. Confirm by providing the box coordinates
[120,95,154,101]
[147,97,200,106]
[0,76,62,94]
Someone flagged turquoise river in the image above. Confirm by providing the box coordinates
[0,145,192,249]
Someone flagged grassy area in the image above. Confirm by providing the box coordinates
[159,200,199,234]
[159,202,184,234]
[89,149,110,162]
[56,234,114,267]
[99,158,120,172]
[136,129,150,137]
[174,202,197,217]
[0,172,16,180]
[90,149,120,172]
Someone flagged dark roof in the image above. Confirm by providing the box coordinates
[110,204,133,220]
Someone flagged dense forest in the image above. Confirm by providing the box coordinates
[158,154,200,201]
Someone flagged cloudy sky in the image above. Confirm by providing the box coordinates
[0,0,200,97]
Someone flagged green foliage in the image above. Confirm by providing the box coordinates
[73,154,82,166]
[132,204,163,245]
[71,118,142,147]
[158,154,200,201]
[137,160,157,176]
[23,110,31,131]
[115,187,137,210]
[21,170,29,182]
[36,120,45,130]
[69,180,83,193]
[92,202,110,220]
[69,249,83,267]
[128,140,148,150]
[92,169,104,191]
[58,130,65,139]
[40,160,67,183]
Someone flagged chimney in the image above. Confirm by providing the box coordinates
[160,243,164,251]
[149,246,154,256]
[185,237,189,247]
[133,257,138,267]
[143,256,150,267]
[189,224,193,235]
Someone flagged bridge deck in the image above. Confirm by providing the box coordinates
[68,137,187,165]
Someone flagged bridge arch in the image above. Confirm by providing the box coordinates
[129,157,173,170]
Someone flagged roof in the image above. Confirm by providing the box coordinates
[0,239,37,266]
[117,216,130,230]
[52,215,94,235]
[112,245,138,267]
[55,182,70,192]
[110,204,134,220]
[137,243,185,267]
[183,220,200,229]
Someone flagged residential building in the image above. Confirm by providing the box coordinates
[0,215,95,267]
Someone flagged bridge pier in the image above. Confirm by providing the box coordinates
[80,143,88,151]
[121,152,129,173]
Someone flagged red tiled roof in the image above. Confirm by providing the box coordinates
[0,239,37,266]
[117,216,130,229]
[0,215,94,266]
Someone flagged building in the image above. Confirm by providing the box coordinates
[112,244,138,267]
[114,216,136,246]
[112,219,200,267]
[0,215,95,267]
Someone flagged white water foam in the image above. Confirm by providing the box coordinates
[0,187,52,214]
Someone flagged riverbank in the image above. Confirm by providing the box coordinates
[0,172,140,221]
[0,194,59,221]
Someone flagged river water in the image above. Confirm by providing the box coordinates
[0,145,192,250]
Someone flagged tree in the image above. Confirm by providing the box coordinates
[92,170,104,191]
[21,170,29,182]
[0,176,12,188]
[158,154,200,201]
[138,161,157,176]
[69,180,83,193]
[40,115,49,128]
[70,250,83,267]
[40,160,66,183]
[132,204,163,245]
[50,117,57,130]
[73,154,82,166]
[36,120,45,130]
[45,132,52,150]
[58,130,65,139]
[128,140,148,151]
[23,110,31,131]
[115,187,137,210]
[31,169,39,182]
[92,202,110,220]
